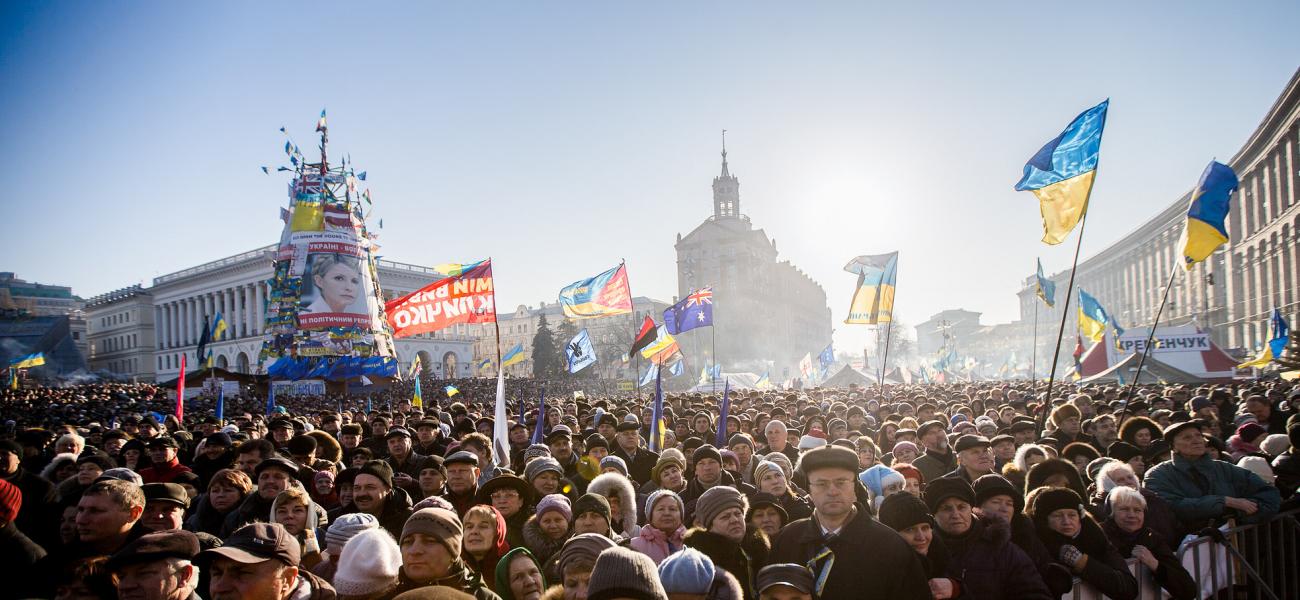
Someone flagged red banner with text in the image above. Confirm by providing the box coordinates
[385,260,496,337]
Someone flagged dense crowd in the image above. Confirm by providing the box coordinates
[1,377,1297,600]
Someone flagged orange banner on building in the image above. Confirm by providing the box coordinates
[385,260,496,337]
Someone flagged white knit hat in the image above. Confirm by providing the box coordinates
[1237,456,1275,483]
[333,528,402,596]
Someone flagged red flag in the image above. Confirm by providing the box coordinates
[385,260,496,338]
[629,316,658,357]
[176,355,186,421]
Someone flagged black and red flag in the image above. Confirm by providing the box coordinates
[629,316,658,358]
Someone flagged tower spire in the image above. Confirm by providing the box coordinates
[720,129,729,177]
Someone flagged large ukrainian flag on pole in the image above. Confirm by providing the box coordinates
[843,252,898,324]
[1078,289,1123,343]
[501,343,526,368]
[9,353,45,369]
[1015,100,1109,245]
[1178,160,1238,269]
[559,264,633,319]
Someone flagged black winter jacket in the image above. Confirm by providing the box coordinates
[938,516,1053,600]
[767,506,930,600]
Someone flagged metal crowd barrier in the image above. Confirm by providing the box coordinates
[1061,509,1300,600]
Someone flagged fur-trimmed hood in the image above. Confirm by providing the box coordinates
[585,472,641,538]
[305,430,343,465]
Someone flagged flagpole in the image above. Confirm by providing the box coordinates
[711,317,717,394]
[1037,208,1092,438]
[1119,265,1179,420]
[1031,301,1038,391]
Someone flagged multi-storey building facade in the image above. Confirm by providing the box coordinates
[85,285,156,380]
[84,245,474,382]
[674,145,834,379]
[1011,68,1300,372]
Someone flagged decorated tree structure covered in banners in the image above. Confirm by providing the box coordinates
[258,112,398,380]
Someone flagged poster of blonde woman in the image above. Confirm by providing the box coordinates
[298,251,370,328]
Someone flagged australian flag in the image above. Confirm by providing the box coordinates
[664,287,713,335]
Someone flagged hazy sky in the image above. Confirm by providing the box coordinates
[3,2,1298,355]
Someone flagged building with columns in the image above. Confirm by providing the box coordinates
[1015,67,1300,370]
[674,142,833,380]
[85,245,475,382]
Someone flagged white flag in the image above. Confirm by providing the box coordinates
[491,369,510,468]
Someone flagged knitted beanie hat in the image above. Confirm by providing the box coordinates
[1026,487,1085,531]
[401,508,462,556]
[525,457,564,484]
[644,488,684,520]
[751,460,783,487]
[1237,456,1275,483]
[536,494,573,522]
[858,465,904,499]
[325,512,380,552]
[573,493,611,526]
[599,455,629,477]
[586,546,669,600]
[1260,434,1291,457]
[523,444,552,464]
[556,532,617,577]
[658,548,715,595]
[333,528,401,596]
[878,491,932,532]
[692,444,722,465]
[693,485,747,529]
[650,455,685,485]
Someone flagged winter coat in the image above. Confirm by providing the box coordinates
[184,490,246,537]
[684,527,770,600]
[1145,452,1281,529]
[221,491,274,538]
[1272,449,1300,500]
[2,467,57,548]
[1035,515,1138,600]
[1008,513,1074,596]
[291,568,338,600]
[774,490,814,522]
[681,471,756,524]
[938,516,1052,600]
[0,521,46,569]
[395,560,503,600]
[1102,519,1197,600]
[913,447,958,483]
[628,522,686,565]
[766,507,931,600]
[521,514,570,573]
[612,446,659,486]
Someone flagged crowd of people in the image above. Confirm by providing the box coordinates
[1,376,1298,600]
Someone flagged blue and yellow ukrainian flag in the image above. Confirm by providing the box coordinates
[843,252,898,325]
[9,352,45,369]
[558,264,633,319]
[1015,100,1109,245]
[1238,309,1290,368]
[445,385,460,397]
[412,376,422,408]
[1035,258,1056,308]
[211,313,229,341]
[1078,289,1123,343]
[1179,161,1239,269]
[755,370,771,389]
[501,344,525,368]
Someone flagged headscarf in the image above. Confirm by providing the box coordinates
[494,547,548,600]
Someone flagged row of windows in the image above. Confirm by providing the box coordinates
[97,333,139,353]
[108,358,136,374]
[100,311,132,327]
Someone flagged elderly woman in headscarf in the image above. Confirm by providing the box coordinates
[495,547,547,600]
[1027,486,1138,600]
[463,504,512,592]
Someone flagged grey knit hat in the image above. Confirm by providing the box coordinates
[325,512,380,552]
[525,456,564,483]
[693,485,747,529]
[599,455,629,477]
[523,443,552,463]
[586,546,668,600]
[556,532,617,577]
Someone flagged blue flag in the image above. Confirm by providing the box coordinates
[215,386,225,422]
[639,364,659,388]
[649,368,665,452]
[664,287,713,335]
[565,329,598,374]
[531,384,547,445]
[265,384,276,417]
[715,380,731,447]
[818,344,835,369]
[1035,258,1056,307]
[669,360,684,378]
